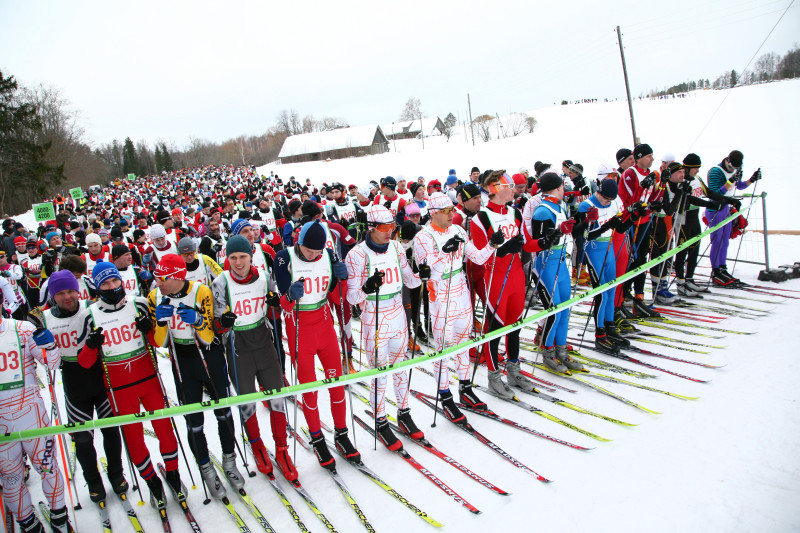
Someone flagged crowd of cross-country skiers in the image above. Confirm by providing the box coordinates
[0,143,761,532]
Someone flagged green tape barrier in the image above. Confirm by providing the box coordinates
[1,206,747,443]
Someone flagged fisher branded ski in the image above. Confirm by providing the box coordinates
[157,464,201,533]
[209,453,276,533]
[572,310,725,339]
[412,392,552,482]
[266,449,339,532]
[474,385,611,441]
[353,414,482,514]
[571,334,723,367]
[638,316,753,335]
[101,457,145,533]
[327,443,444,528]
[366,410,511,495]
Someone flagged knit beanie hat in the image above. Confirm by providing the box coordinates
[538,172,563,193]
[427,192,453,211]
[177,237,197,253]
[458,183,481,200]
[230,218,251,236]
[154,254,187,280]
[728,150,744,167]
[48,270,79,299]
[150,224,167,240]
[92,261,122,287]
[298,221,327,250]
[301,200,322,218]
[111,244,131,260]
[86,233,102,246]
[226,235,252,257]
[45,231,59,243]
[682,153,702,168]
[599,179,619,200]
[616,148,633,164]
[633,144,653,160]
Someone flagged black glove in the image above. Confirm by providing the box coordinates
[356,210,367,224]
[441,236,464,254]
[362,270,384,294]
[725,197,742,210]
[42,250,55,265]
[134,314,152,334]
[219,310,237,328]
[579,185,591,196]
[679,181,693,194]
[606,215,621,230]
[649,200,663,213]
[266,291,281,307]
[750,168,762,182]
[496,234,523,257]
[418,263,431,282]
[537,229,562,250]
[628,201,648,218]
[400,220,418,241]
[490,230,504,247]
[640,172,657,189]
[659,169,671,184]
[516,196,528,210]
[86,327,105,350]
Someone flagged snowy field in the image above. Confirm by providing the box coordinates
[14,80,800,533]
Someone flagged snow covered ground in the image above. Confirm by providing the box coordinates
[14,80,800,532]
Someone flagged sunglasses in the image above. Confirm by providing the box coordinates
[26,244,37,249]
[487,174,514,195]
[373,222,396,232]
[434,207,454,214]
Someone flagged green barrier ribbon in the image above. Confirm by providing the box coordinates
[1,205,747,443]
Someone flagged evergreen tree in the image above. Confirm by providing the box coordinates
[730,69,739,87]
[161,143,174,172]
[111,140,123,178]
[122,137,139,176]
[154,145,163,172]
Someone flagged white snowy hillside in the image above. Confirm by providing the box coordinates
[13,80,800,533]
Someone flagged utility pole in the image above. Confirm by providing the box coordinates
[419,112,425,150]
[467,93,475,146]
[616,25,638,146]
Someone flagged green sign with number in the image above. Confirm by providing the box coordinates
[69,187,83,200]
[33,202,55,222]
[127,173,136,180]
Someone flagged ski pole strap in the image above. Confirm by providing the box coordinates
[231,317,266,332]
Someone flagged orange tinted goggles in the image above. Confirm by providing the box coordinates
[487,173,514,195]
[373,222,396,232]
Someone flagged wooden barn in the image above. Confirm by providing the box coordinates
[383,117,447,140]
[278,124,390,164]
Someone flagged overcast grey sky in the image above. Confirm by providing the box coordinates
[1,0,797,149]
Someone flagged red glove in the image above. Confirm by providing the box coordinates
[586,208,599,223]
[559,220,576,234]
[78,345,98,369]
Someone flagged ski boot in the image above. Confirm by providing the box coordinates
[652,278,678,305]
[542,346,568,373]
[677,278,702,298]
[309,433,336,471]
[632,294,660,318]
[397,408,424,440]
[458,380,487,410]
[487,369,515,399]
[86,474,107,503]
[594,328,620,354]
[250,439,273,476]
[334,427,361,464]
[375,417,402,451]
[351,304,361,320]
[19,514,45,533]
[505,359,538,392]
[274,444,298,482]
[342,353,357,374]
[48,506,74,533]
[439,390,467,425]
[145,475,167,510]
[685,277,710,293]
[614,307,639,334]
[605,321,631,348]
[221,452,246,489]
[713,266,740,287]
[408,335,422,354]
[107,469,129,495]
[164,469,186,503]
[415,324,429,346]
[555,345,585,371]
[199,461,226,499]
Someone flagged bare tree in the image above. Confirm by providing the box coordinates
[524,116,538,133]
[472,114,493,142]
[504,112,531,137]
[288,110,302,135]
[302,114,315,133]
[399,97,422,121]
[754,52,779,81]
[318,116,349,131]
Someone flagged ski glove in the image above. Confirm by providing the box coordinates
[559,220,576,234]
[628,201,648,218]
[287,279,305,301]
[332,261,348,280]
[155,303,174,325]
[139,270,153,282]
[134,314,153,334]
[418,263,431,282]
[441,235,464,253]
[32,328,56,350]
[537,229,562,250]
[86,328,105,350]
[356,211,367,224]
[649,200,663,213]
[177,303,201,326]
[750,168,762,182]
[725,197,742,210]
[362,270,384,294]
[266,291,281,307]
[142,253,153,266]
[496,234,523,257]
[489,230,505,247]
[585,207,599,223]
[219,311,237,328]
[640,173,657,189]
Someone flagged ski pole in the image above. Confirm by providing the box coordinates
[332,251,357,449]
[470,254,514,383]
[431,253,454,428]
[38,345,80,528]
[373,272,381,451]
[292,303,300,464]
[576,233,616,353]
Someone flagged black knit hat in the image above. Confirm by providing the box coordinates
[470,166,480,174]
[458,183,481,200]
[633,144,653,160]
[288,200,302,214]
[111,244,131,260]
[728,150,743,167]
[682,153,702,168]
[301,200,322,218]
[538,172,563,193]
[616,148,633,164]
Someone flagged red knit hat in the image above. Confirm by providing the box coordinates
[154,253,187,280]
[171,207,182,216]
[512,173,526,185]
